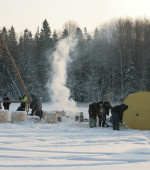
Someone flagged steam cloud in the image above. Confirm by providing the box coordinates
[47,35,79,115]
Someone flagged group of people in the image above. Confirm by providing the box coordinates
[88,101,128,130]
[0,93,27,111]
[1,93,128,128]
[0,93,44,119]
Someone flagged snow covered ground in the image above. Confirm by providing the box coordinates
[0,103,150,170]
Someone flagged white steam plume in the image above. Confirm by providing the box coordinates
[47,35,79,115]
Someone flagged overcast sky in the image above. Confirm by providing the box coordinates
[1,0,150,34]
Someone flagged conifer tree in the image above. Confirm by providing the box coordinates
[61,29,69,39]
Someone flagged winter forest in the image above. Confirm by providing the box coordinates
[0,18,150,103]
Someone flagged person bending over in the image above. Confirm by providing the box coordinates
[111,104,128,130]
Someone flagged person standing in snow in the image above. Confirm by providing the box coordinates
[89,102,97,128]
[111,104,128,130]
[103,101,112,127]
[30,95,43,119]
[89,101,107,128]
[96,101,106,127]
[3,94,11,110]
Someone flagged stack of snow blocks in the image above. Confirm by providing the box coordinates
[11,111,27,124]
[75,112,80,121]
[56,111,66,117]
[57,111,66,122]
[79,112,84,122]
[75,112,84,122]
[0,110,9,123]
[45,111,57,124]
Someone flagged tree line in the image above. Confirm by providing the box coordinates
[0,18,150,102]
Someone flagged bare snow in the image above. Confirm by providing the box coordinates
[0,103,150,170]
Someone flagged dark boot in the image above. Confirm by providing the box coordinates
[102,121,105,127]
[99,120,102,127]
[113,124,116,130]
[116,124,120,130]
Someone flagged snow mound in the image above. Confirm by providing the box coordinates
[0,110,9,123]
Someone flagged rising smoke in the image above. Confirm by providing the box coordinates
[46,35,79,115]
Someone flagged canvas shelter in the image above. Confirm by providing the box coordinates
[123,91,150,130]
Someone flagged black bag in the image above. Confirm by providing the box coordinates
[17,106,25,111]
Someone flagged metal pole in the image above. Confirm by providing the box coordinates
[0,34,32,102]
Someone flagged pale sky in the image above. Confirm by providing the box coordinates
[1,0,150,34]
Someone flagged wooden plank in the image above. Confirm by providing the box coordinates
[0,100,30,103]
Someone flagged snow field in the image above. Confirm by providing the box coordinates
[0,103,150,169]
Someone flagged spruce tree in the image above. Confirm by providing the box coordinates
[123,60,139,97]
[35,19,52,98]
[61,29,69,39]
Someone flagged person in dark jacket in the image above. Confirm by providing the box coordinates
[30,95,43,119]
[104,101,112,116]
[88,101,107,128]
[111,104,128,130]
[96,101,106,127]
[103,101,112,127]
[89,103,97,128]
[3,94,11,110]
